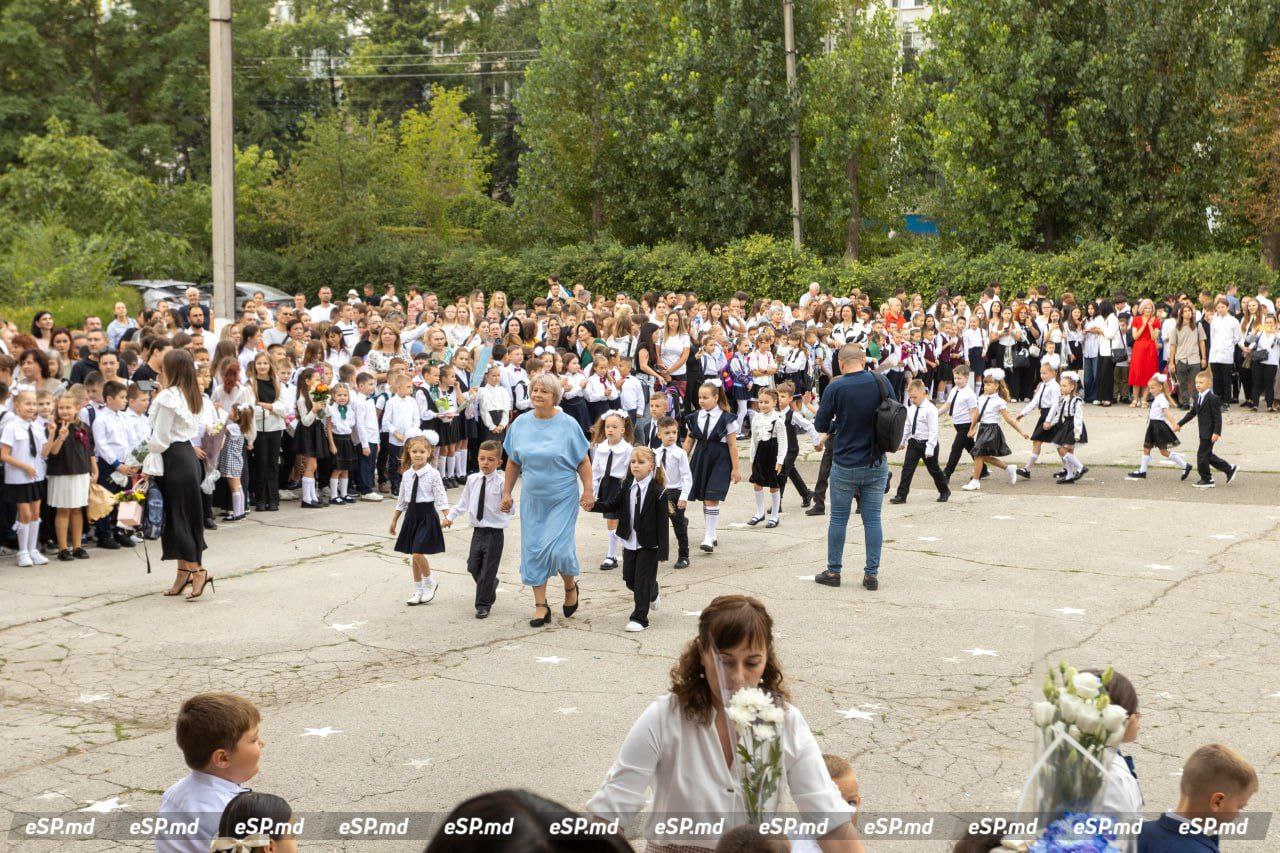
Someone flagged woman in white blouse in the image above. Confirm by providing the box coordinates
[587,595,863,852]
[144,349,213,599]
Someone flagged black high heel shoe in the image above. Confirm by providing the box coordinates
[186,570,215,601]
[529,602,552,627]
[164,568,195,596]
[563,581,580,617]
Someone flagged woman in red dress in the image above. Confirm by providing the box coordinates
[1128,299,1160,406]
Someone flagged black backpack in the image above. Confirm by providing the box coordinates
[870,372,907,455]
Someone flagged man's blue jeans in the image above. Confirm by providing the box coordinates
[827,461,889,576]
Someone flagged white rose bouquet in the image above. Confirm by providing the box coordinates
[725,687,786,824]
[110,440,151,488]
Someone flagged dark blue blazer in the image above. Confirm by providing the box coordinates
[1137,814,1219,853]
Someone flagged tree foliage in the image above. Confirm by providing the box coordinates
[1218,48,1280,269]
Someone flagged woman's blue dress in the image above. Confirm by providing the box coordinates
[504,409,590,585]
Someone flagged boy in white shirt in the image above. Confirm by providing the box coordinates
[617,358,645,422]
[441,440,512,619]
[92,380,138,549]
[655,418,692,569]
[381,375,422,493]
[891,379,950,504]
[352,372,382,501]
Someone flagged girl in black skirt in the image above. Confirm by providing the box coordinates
[1016,362,1062,480]
[589,411,634,570]
[1127,375,1194,481]
[388,435,449,607]
[1044,372,1089,484]
[326,383,359,504]
[747,388,789,528]
[294,368,334,509]
[682,382,740,553]
[961,369,1030,492]
[1,391,49,567]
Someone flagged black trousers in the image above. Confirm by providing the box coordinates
[666,493,689,560]
[1211,362,1235,403]
[376,433,393,487]
[1196,438,1232,481]
[943,425,977,478]
[813,440,834,504]
[1252,363,1277,408]
[776,449,811,504]
[95,466,122,540]
[622,547,659,627]
[251,429,282,507]
[467,527,505,609]
[1096,355,1115,403]
[897,438,950,499]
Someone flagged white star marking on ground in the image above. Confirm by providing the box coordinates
[838,708,876,721]
[555,707,580,715]
[1145,564,1174,571]
[78,694,109,703]
[992,515,1014,520]
[796,574,816,581]
[964,648,999,657]
[81,797,128,813]
[1054,607,1086,616]
[301,727,343,738]
[1210,534,1236,540]
[74,631,97,639]
[330,621,368,632]
[404,758,432,769]
[917,536,940,542]
[35,790,69,801]
[536,656,567,665]
[683,610,702,617]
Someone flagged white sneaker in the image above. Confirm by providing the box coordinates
[961,480,981,491]
[1008,466,1019,485]
[625,620,646,632]
[17,551,34,567]
[420,578,438,604]
[361,492,384,502]
[406,589,424,606]
[278,489,298,501]
[29,549,49,565]
[650,596,659,612]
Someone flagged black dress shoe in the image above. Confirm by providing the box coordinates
[475,607,490,619]
[203,518,218,530]
[1181,465,1193,481]
[862,573,879,591]
[72,547,90,559]
[804,502,826,516]
[301,501,322,509]
[889,496,906,505]
[937,492,950,502]
[255,503,268,512]
[57,549,75,562]
[814,569,841,587]
[98,538,121,550]
[673,558,690,569]
[267,504,280,511]
[115,533,138,547]
[801,494,812,508]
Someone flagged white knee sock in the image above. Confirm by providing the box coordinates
[704,506,719,540]
[1028,452,1039,467]
[1169,451,1189,468]
[1139,454,1150,473]
[736,401,749,429]
[17,522,30,555]
[607,531,618,559]
[302,477,316,503]
[754,489,766,516]
[340,477,349,498]
[232,490,244,516]
[1064,454,1082,475]
[27,519,41,548]
[455,450,466,475]
[329,476,340,499]
[770,491,781,519]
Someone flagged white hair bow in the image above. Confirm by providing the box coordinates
[983,368,1005,381]
[1153,373,1167,383]
[210,835,271,852]
[1061,371,1081,382]
[704,377,723,388]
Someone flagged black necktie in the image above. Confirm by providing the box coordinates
[633,485,642,531]
[410,473,420,503]
[28,424,38,456]
[605,449,614,479]
[660,449,667,473]
[703,412,711,437]
[946,390,956,416]
[910,409,919,440]
[476,475,486,521]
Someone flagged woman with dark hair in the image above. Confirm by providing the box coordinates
[250,352,290,512]
[145,348,212,599]
[1091,300,1120,406]
[15,348,60,396]
[213,791,296,852]
[635,321,662,400]
[426,789,632,853]
[587,595,863,853]
[30,310,55,352]
[50,327,74,381]
[574,321,605,368]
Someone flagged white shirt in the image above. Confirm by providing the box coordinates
[619,376,645,418]
[446,470,512,529]
[749,409,789,463]
[1020,380,1062,418]
[308,302,337,323]
[395,463,448,510]
[1098,749,1144,846]
[500,364,530,410]
[144,387,203,475]
[901,399,940,456]
[618,474,653,550]
[976,393,1008,424]
[584,373,618,404]
[659,333,691,376]
[1148,393,1171,423]
[943,386,980,425]
[382,394,422,446]
[591,439,632,491]
[477,384,512,430]
[1208,313,1242,364]
[124,410,151,448]
[586,694,854,848]
[1,416,47,484]
[352,392,380,444]
[155,770,247,853]
[654,443,692,502]
[327,401,358,437]
[92,407,133,467]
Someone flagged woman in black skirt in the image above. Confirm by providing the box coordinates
[146,349,212,599]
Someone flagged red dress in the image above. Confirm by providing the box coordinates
[1128,315,1159,388]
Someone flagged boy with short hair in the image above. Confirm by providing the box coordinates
[655,417,692,569]
[634,393,667,449]
[892,379,951,504]
[353,372,382,501]
[78,373,106,427]
[1138,743,1257,852]
[1177,369,1238,489]
[442,440,512,619]
[156,692,263,853]
[617,358,645,422]
[93,380,138,549]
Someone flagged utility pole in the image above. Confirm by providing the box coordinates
[782,0,803,248]
[210,0,236,322]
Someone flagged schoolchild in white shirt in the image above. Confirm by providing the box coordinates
[442,440,513,619]
[590,411,635,570]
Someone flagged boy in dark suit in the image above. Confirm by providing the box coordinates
[1138,743,1257,852]
[1177,369,1239,489]
[594,446,668,633]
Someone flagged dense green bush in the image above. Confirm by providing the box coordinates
[0,286,141,330]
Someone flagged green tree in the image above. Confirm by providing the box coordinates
[1219,48,1280,269]
[398,86,493,238]
[924,0,1108,251]
[801,4,901,260]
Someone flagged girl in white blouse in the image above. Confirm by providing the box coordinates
[587,595,863,853]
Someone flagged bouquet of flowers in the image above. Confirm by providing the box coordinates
[725,687,785,824]
[113,488,147,505]
[207,420,224,436]
[311,383,331,405]
[110,441,151,488]
[113,487,148,528]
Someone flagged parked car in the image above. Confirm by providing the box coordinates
[120,279,198,311]
[122,280,293,316]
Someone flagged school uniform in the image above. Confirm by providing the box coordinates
[327,401,359,471]
[971,394,1012,457]
[559,372,591,434]
[381,394,422,492]
[393,464,448,555]
[1177,389,1234,483]
[1,416,47,504]
[92,407,134,543]
[1144,393,1180,449]
[1047,395,1088,447]
[1022,380,1062,443]
[777,408,815,505]
[685,408,735,501]
[748,410,789,489]
[618,375,646,421]
[477,383,513,446]
[294,395,332,460]
[446,469,512,612]
[352,391,380,495]
[894,399,950,502]
[633,418,663,449]
[500,364,530,417]
[591,439,632,521]
[941,385,980,478]
[655,442,692,564]
[584,373,618,424]
[597,472,669,628]
[1137,814,1221,853]
[46,422,93,508]
[778,346,810,393]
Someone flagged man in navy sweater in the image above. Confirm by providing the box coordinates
[1138,743,1257,852]
[812,343,893,591]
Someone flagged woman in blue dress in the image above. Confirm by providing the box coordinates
[501,374,595,627]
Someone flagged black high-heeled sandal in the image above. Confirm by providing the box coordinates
[563,581,580,617]
[186,570,215,601]
[164,568,195,596]
[529,602,552,627]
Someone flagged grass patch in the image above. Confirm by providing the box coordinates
[0,286,142,330]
